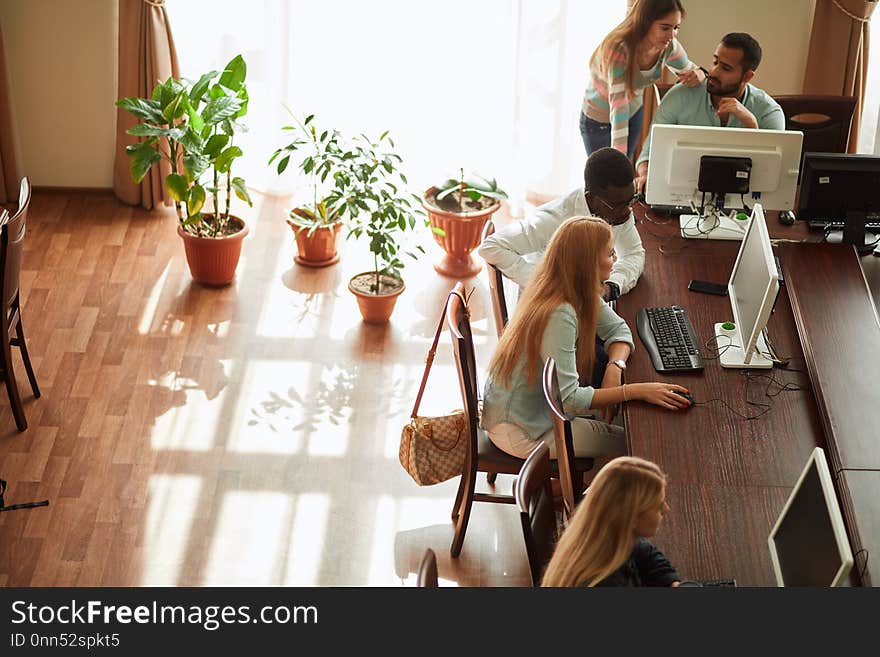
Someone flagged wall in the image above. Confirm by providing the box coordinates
[0,0,117,188]
[0,0,818,187]
[678,0,816,95]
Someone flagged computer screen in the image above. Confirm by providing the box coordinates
[646,124,803,211]
[716,203,779,368]
[768,447,854,587]
[797,152,880,221]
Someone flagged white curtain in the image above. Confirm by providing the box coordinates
[862,11,880,154]
[166,0,627,210]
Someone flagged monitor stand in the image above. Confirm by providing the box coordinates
[714,323,774,369]
[680,213,748,241]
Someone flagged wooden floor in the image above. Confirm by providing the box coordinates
[0,190,531,587]
[2,191,879,588]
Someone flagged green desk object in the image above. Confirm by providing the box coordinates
[735,212,749,221]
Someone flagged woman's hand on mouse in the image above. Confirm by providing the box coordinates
[629,382,691,410]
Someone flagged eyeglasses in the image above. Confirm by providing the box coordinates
[586,191,640,224]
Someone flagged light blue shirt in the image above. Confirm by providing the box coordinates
[637,81,786,167]
[481,302,635,440]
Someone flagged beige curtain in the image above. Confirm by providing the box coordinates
[113,0,180,208]
[803,0,877,153]
[0,22,19,205]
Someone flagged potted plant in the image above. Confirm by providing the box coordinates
[342,130,427,323]
[423,171,508,278]
[270,113,353,267]
[116,54,253,286]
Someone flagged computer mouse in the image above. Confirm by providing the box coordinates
[779,210,796,226]
[672,390,695,405]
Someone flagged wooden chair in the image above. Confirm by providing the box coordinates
[515,442,557,586]
[480,220,509,339]
[447,282,525,557]
[416,548,438,587]
[1,177,40,432]
[773,95,856,155]
[542,357,593,521]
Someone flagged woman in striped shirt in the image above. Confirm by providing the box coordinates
[580,0,703,160]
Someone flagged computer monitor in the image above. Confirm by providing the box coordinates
[646,124,803,241]
[796,152,880,253]
[768,447,854,587]
[714,203,779,369]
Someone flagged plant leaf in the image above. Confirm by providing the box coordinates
[189,70,219,105]
[165,173,189,202]
[183,152,210,182]
[116,97,165,123]
[202,95,242,125]
[127,142,162,183]
[231,177,252,207]
[204,134,230,158]
[218,54,247,92]
[187,183,206,217]
[214,146,243,173]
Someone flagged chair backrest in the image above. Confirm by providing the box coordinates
[446,282,480,467]
[542,357,581,521]
[515,441,556,586]
[416,548,439,587]
[481,220,509,339]
[773,95,856,154]
[2,177,29,315]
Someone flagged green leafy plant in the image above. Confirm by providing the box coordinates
[116,54,253,237]
[433,169,508,213]
[271,115,427,291]
[270,112,347,235]
[345,130,427,292]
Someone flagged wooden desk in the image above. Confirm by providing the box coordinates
[619,206,830,586]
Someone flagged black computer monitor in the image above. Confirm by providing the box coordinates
[796,152,880,252]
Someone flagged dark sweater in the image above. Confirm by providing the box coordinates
[594,538,681,587]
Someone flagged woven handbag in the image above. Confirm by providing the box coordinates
[399,289,469,486]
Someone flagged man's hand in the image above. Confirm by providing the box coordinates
[600,365,622,423]
[715,97,758,128]
[601,283,612,302]
[635,161,649,193]
[676,67,705,87]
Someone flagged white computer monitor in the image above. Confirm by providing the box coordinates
[768,447,854,587]
[714,203,779,369]
[646,124,803,240]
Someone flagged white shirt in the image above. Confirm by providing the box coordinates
[477,188,646,294]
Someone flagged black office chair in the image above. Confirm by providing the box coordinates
[773,95,856,155]
[515,442,557,586]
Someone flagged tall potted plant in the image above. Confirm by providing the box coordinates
[343,131,427,323]
[116,54,253,286]
[270,113,347,267]
[423,171,507,278]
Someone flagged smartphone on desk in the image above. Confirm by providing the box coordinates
[688,279,728,296]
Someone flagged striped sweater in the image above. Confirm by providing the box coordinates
[583,37,695,154]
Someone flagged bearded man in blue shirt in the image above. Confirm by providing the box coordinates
[635,32,785,192]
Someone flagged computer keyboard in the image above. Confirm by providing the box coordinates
[637,305,704,373]
[807,219,880,232]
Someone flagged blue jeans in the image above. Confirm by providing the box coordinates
[580,107,644,161]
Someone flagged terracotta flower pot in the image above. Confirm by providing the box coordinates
[177,215,248,286]
[423,186,500,278]
[348,272,405,323]
[288,211,343,267]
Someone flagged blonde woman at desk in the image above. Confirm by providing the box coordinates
[542,456,681,587]
[581,0,704,159]
[480,216,691,462]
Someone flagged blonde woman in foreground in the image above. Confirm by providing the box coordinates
[481,216,691,463]
[542,456,681,587]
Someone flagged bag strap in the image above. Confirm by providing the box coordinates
[410,287,470,418]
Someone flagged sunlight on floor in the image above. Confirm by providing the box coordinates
[143,474,202,585]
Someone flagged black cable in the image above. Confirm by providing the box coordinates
[0,478,49,513]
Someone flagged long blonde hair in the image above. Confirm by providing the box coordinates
[489,216,610,388]
[590,0,686,97]
[541,456,667,587]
